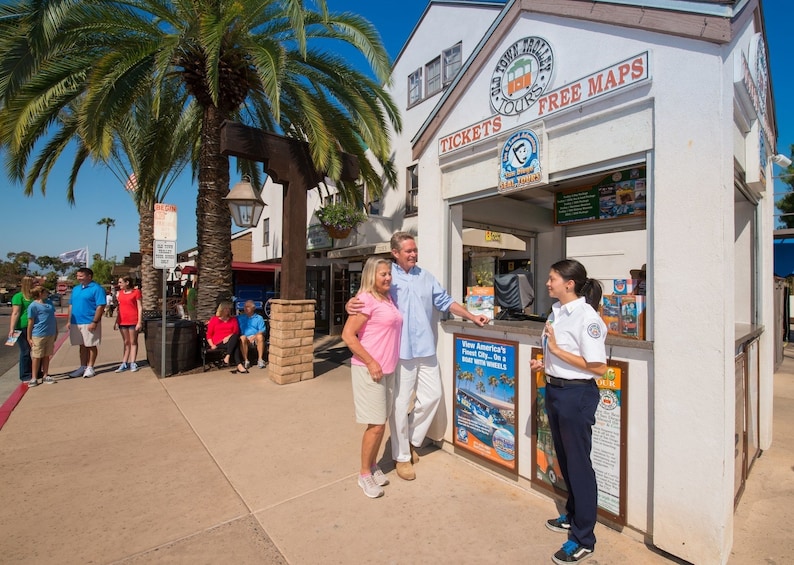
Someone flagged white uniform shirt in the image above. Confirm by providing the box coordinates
[543,296,607,380]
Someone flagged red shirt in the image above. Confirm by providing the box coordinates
[117,289,142,325]
[206,316,239,344]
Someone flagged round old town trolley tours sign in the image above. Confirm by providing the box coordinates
[490,36,554,116]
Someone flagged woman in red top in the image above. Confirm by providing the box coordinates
[206,301,247,373]
[113,276,143,372]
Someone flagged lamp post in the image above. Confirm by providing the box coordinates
[224,176,267,228]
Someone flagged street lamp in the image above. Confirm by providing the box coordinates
[173,264,182,281]
[224,175,267,228]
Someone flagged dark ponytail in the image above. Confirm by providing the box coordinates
[550,259,603,310]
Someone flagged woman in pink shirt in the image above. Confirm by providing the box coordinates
[342,257,403,499]
[206,301,247,373]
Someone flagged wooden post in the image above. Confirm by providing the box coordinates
[219,121,359,382]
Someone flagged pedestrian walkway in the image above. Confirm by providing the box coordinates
[0,327,791,564]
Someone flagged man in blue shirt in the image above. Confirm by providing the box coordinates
[66,268,107,378]
[350,232,489,480]
[237,300,267,369]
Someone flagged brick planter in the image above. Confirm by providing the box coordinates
[267,299,316,384]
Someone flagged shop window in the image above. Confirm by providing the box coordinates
[443,43,462,85]
[365,183,381,216]
[406,165,419,216]
[426,57,441,96]
[262,218,270,246]
[408,69,422,106]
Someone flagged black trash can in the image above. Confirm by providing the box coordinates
[144,318,199,377]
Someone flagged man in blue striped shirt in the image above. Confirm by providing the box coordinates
[350,232,489,480]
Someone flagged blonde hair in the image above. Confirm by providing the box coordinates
[359,257,393,299]
[215,301,233,317]
[19,276,34,300]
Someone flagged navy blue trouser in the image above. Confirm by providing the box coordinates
[545,379,599,549]
[17,332,32,381]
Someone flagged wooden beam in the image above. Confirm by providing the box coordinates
[220,121,359,300]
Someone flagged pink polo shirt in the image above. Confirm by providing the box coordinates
[350,291,403,374]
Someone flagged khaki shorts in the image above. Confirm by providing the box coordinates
[351,364,394,425]
[70,323,102,347]
[31,335,55,358]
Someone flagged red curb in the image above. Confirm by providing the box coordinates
[0,383,28,431]
[0,330,69,431]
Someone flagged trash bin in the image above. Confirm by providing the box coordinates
[144,318,199,377]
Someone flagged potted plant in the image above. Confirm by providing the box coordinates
[316,201,368,239]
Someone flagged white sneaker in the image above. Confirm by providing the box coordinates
[130,363,139,372]
[244,360,251,370]
[257,359,266,369]
[83,367,96,378]
[25,379,37,387]
[43,376,55,384]
[69,366,87,378]
[114,364,128,373]
[370,466,390,487]
[357,474,384,498]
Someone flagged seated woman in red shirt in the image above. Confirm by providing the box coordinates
[206,301,247,373]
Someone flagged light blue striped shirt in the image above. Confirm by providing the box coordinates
[390,263,454,360]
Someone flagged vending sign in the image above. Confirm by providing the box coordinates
[453,334,518,473]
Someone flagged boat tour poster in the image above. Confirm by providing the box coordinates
[453,334,518,474]
[530,347,628,525]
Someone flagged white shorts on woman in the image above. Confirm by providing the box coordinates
[351,364,395,424]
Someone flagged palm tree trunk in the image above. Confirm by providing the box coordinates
[138,200,160,312]
[104,226,110,260]
[196,105,233,321]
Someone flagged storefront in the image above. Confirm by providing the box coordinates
[384,1,781,564]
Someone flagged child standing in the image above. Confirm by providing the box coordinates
[26,286,58,386]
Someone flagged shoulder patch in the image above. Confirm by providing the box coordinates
[587,323,602,339]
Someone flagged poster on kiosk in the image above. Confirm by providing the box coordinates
[453,335,518,474]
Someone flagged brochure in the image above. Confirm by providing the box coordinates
[5,330,21,346]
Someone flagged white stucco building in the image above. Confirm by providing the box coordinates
[244,1,785,563]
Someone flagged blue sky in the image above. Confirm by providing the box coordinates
[1,0,791,266]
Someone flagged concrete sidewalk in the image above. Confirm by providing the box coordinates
[0,327,791,564]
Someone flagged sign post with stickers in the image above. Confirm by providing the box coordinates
[530,346,629,526]
[153,204,177,378]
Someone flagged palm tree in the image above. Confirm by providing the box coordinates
[0,0,401,321]
[97,218,116,260]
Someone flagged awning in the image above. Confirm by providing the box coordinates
[231,261,281,272]
[180,265,197,275]
[463,228,526,251]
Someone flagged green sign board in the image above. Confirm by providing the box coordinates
[555,167,646,225]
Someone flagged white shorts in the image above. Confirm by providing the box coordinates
[70,323,102,347]
[351,364,394,425]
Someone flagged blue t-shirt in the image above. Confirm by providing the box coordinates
[27,300,57,337]
[237,313,266,337]
[70,281,107,324]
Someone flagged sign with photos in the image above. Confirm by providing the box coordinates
[555,166,646,225]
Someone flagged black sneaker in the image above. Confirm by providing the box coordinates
[552,540,593,564]
[546,514,571,533]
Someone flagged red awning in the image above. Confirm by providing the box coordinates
[180,265,198,275]
[231,261,281,273]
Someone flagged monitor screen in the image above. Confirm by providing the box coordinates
[494,270,534,311]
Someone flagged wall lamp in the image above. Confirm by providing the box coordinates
[224,175,267,228]
[772,154,792,168]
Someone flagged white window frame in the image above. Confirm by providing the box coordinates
[262,218,270,246]
[425,57,441,97]
[442,43,462,85]
[406,165,419,216]
[408,68,423,106]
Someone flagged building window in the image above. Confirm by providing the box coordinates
[262,218,270,246]
[406,165,419,216]
[426,57,441,96]
[408,68,422,106]
[442,43,462,85]
[364,183,381,216]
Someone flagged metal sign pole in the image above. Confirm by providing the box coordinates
[162,268,167,378]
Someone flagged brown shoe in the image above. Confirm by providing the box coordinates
[395,461,416,481]
[410,444,420,464]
